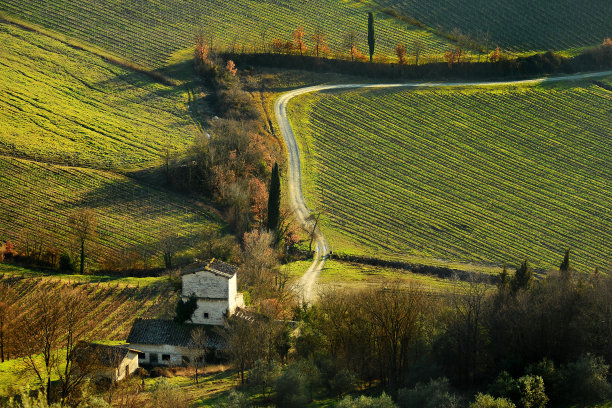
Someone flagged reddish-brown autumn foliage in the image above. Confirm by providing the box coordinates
[350,45,368,62]
[226,59,238,76]
[489,46,501,62]
[195,38,210,67]
[249,178,268,227]
[444,49,463,67]
[312,31,331,57]
[272,38,284,53]
[395,44,407,65]
[293,26,307,55]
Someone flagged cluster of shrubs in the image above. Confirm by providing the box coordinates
[0,239,76,272]
[229,352,611,408]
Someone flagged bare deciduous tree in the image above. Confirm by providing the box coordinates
[0,285,19,362]
[189,327,208,384]
[69,209,98,274]
[345,31,357,61]
[220,317,264,384]
[412,36,424,66]
[19,287,94,404]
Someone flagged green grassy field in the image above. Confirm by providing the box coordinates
[0,0,454,69]
[316,260,462,293]
[368,0,611,53]
[0,156,225,268]
[288,79,612,273]
[0,22,199,170]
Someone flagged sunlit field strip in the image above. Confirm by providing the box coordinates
[0,157,225,267]
[0,22,196,169]
[290,81,612,272]
[0,0,454,68]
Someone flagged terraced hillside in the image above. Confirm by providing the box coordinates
[0,156,224,267]
[289,79,612,272]
[0,0,452,68]
[0,271,177,340]
[0,22,198,170]
[370,0,611,53]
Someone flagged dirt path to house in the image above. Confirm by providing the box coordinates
[274,69,612,303]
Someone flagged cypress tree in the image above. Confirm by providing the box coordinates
[498,265,510,291]
[367,12,375,62]
[511,260,533,292]
[559,248,571,273]
[267,162,281,232]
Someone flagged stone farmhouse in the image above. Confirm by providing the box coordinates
[75,343,140,382]
[180,259,245,325]
[126,259,244,367]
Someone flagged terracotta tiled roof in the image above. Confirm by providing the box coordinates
[181,259,237,279]
[75,342,140,367]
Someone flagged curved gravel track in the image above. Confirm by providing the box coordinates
[274,70,612,303]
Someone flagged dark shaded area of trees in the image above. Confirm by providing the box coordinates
[220,252,610,407]
[222,40,612,81]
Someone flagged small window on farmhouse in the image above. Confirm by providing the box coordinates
[138,352,146,359]
[203,312,209,319]
[162,354,170,361]
[150,353,158,363]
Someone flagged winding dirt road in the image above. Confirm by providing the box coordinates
[275,70,612,303]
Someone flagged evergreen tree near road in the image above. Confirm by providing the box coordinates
[368,12,375,62]
[267,163,281,232]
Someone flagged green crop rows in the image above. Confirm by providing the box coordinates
[289,80,612,272]
[370,0,611,53]
[0,157,224,267]
[0,0,453,68]
[0,22,197,170]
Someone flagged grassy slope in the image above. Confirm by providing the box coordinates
[0,0,453,68]
[0,156,224,267]
[368,0,611,53]
[0,22,198,170]
[288,79,612,273]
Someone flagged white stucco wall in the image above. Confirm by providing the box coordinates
[191,298,228,325]
[115,353,139,381]
[129,343,193,367]
[182,269,241,325]
[182,271,229,299]
[228,274,237,314]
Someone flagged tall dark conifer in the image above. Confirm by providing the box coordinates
[560,248,571,273]
[511,260,533,292]
[367,12,375,62]
[267,163,281,232]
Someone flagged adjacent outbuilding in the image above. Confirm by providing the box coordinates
[126,318,223,367]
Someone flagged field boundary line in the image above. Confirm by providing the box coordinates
[0,11,178,86]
